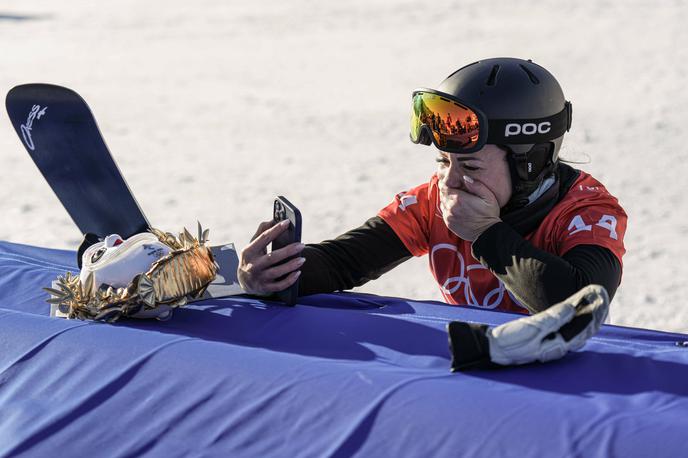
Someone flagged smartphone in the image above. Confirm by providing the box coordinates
[271,196,302,306]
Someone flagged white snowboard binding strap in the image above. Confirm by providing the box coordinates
[447,284,610,371]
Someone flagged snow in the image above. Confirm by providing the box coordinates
[1,0,686,332]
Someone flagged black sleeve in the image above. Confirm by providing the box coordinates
[298,216,413,296]
[471,222,622,314]
[447,321,497,371]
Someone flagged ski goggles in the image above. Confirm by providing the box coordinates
[410,88,572,154]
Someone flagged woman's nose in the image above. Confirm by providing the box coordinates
[442,164,463,188]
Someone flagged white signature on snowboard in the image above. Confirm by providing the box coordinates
[20,104,48,151]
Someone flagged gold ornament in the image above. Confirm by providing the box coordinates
[46,222,218,322]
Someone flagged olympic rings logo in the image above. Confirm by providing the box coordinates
[429,243,525,310]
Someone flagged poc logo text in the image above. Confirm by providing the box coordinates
[504,121,551,137]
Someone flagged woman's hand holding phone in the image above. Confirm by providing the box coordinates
[237,219,305,296]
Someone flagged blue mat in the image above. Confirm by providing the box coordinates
[1,240,687,457]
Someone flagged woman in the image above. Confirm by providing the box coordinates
[238,57,627,314]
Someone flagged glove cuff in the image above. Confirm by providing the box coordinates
[447,321,500,371]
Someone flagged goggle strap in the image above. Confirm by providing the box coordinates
[486,103,571,145]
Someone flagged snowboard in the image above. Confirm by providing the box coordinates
[6,84,150,239]
[5,84,242,302]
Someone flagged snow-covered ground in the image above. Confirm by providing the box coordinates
[1,0,686,332]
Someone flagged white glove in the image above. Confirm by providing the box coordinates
[487,284,609,365]
[447,284,609,370]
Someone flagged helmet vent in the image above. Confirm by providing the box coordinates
[486,65,500,86]
[519,64,540,84]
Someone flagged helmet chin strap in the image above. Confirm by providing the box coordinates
[500,168,561,236]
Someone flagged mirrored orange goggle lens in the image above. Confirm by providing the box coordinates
[411,92,481,150]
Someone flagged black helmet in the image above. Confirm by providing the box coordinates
[434,57,572,209]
